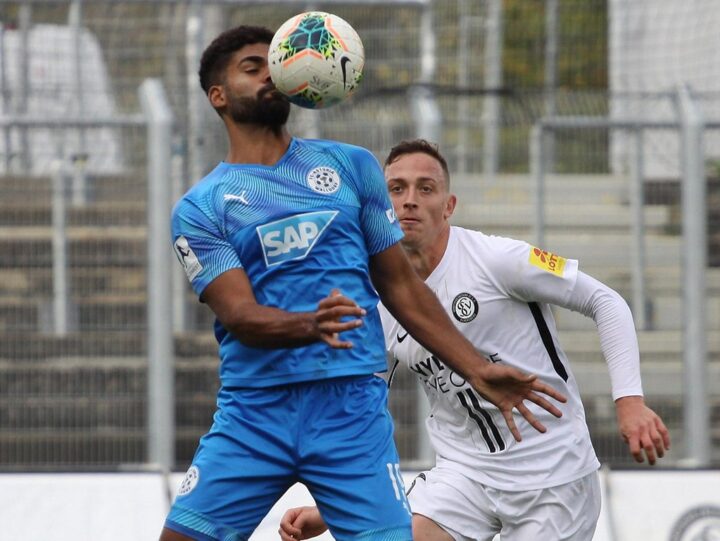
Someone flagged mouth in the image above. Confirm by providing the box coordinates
[400,217,421,227]
[258,85,284,100]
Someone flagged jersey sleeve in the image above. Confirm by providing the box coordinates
[488,238,579,305]
[171,195,243,298]
[378,301,399,353]
[562,271,644,399]
[345,146,404,255]
[486,237,643,400]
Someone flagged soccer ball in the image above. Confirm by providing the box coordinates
[268,12,365,109]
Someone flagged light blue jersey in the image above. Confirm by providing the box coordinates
[171,137,403,388]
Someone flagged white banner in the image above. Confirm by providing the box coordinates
[1,469,719,540]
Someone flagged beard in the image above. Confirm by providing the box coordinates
[226,84,290,132]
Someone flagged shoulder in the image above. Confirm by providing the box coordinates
[301,138,378,165]
[452,226,527,257]
[173,163,229,221]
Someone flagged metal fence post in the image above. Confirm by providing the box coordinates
[51,162,69,335]
[410,2,441,144]
[482,0,502,182]
[629,128,648,330]
[677,85,710,467]
[139,78,175,472]
[543,0,558,173]
[530,123,546,248]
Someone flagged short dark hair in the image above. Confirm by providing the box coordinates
[384,139,451,188]
[199,25,274,94]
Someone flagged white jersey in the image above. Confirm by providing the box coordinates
[380,226,643,491]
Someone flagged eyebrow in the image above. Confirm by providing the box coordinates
[238,55,265,66]
[386,176,441,183]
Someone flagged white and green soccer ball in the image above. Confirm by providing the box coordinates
[269,11,365,109]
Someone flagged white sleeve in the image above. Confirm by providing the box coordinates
[378,301,397,354]
[562,271,644,400]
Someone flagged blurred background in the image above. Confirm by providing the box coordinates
[0,0,718,479]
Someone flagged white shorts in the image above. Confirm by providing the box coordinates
[406,467,601,541]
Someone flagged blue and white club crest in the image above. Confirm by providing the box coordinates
[177,465,199,496]
[307,166,341,194]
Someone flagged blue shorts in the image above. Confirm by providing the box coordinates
[165,375,412,541]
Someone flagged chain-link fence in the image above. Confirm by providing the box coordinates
[0,0,718,472]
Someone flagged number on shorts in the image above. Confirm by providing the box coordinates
[386,462,412,516]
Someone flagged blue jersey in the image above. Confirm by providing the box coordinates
[171,138,403,388]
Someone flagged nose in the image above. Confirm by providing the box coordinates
[262,66,272,84]
[402,187,419,208]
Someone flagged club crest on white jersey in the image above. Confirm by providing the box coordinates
[307,166,341,194]
[452,292,478,322]
[257,210,338,267]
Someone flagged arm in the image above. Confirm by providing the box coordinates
[279,506,327,541]
[202,269,365,349]
[563,272,671,464]
[370,244,567,441]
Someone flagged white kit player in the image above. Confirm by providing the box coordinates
[279,139,670,541]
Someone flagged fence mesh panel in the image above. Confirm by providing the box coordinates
[0,0,717,471]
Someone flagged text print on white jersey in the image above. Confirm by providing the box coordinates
[257,211,339,267]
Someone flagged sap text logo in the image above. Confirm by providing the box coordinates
[529,247,566,276]
[257,211,338,267]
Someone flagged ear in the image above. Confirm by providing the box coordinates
[444,193,457,220]
[208,85,226,110]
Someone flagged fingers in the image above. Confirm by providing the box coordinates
[516,402,547,435]
[524,392,564,418]
[625,432,643,463]
[316,289,365,349]
[644,416,670,464]
[657,416,671,450]
[621,409,671,465]
[279,509,304,540]
[627,427,659,464]
[529,380,568,404]
[642,432,657,465]
[317,291,366,315]
[501,407,522,442]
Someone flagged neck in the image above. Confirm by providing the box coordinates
[224,121,292,165]
[403,225,451,281]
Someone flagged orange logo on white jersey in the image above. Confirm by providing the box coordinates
[529,247,566,276]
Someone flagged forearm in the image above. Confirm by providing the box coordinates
[568,272,643,399]
[223,301,318,348]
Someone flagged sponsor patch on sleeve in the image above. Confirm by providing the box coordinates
[173,235,203,282]
[529,246,567,276]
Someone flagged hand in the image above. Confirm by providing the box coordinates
[468,363,567,442]
[279,506,328,540]
[615,395,670,465]
[315,289,366,349]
